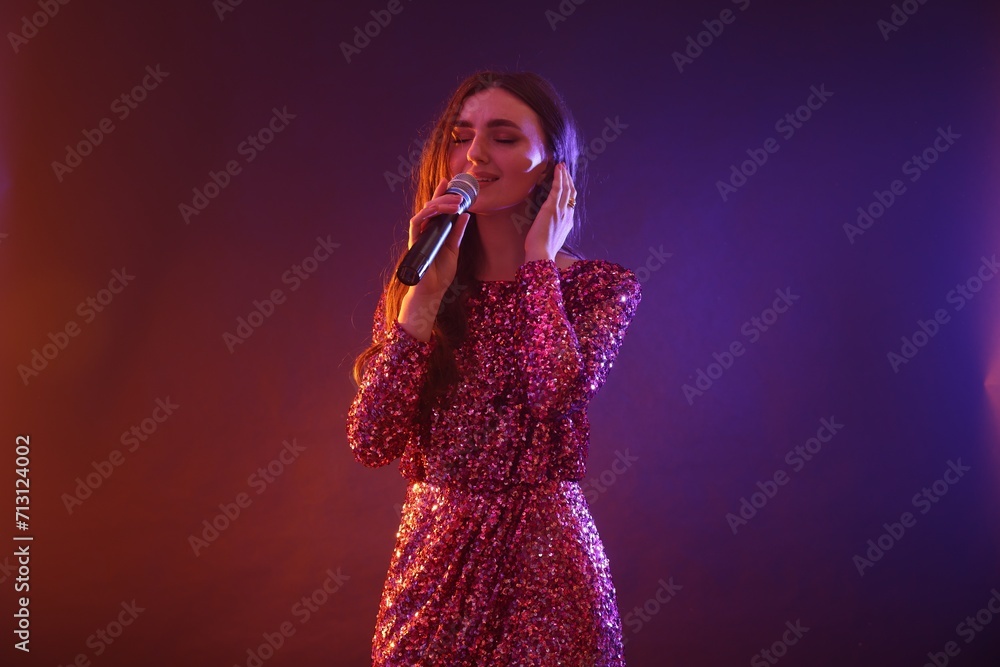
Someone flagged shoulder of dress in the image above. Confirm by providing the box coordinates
[560,259,641,308]
[564,258,639,288]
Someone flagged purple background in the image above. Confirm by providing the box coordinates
[3,0,1000,665]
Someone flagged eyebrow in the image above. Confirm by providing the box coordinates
[453,118,522,131]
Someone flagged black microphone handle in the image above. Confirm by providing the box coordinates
[395,213,455,286]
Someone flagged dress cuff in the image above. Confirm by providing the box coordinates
[387,319,436,358]
[516,258,560,289]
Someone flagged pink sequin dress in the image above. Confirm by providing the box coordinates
[347,258,641,666]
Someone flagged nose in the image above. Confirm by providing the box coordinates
[465,134,489,165]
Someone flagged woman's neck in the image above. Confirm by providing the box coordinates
[473,205,531,282]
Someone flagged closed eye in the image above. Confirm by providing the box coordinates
[451,137,517,145]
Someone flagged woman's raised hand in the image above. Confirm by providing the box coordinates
[525,162,576,263]
[398,177,471,342]
[404,176,471,300]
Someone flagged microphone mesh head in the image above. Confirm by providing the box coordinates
[446,173,479,211]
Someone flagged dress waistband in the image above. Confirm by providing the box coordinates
[408,478,577,497]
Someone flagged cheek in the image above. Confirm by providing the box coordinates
[448,149,466,175]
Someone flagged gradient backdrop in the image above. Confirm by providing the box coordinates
[3,0,1000,665]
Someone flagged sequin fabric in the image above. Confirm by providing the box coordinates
[347,259,641,666]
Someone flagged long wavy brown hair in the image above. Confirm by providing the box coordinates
[352,70,587,413]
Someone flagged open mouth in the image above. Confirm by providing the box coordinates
[474,176,498,184]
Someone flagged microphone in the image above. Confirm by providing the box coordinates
[396,173,479,286]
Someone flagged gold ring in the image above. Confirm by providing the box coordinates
[568,198,577,208]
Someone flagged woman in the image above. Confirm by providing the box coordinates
[347,70,641,666]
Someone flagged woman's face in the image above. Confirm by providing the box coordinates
[447,87,552,215]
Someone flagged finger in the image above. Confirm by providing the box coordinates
[427,194,462,211]
[562,163,576,212]
[408,205,438,246]
[559,163,574,209]
[446,213,471,252]
[431,176,449,198]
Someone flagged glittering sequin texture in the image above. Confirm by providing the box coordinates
[347,259,641,666]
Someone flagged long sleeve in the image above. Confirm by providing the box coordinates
[515,259,641,421]
[346,293,435,468]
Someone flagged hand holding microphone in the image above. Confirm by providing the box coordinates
[396,173,478,289]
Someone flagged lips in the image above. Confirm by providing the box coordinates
[470,172,499,184]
